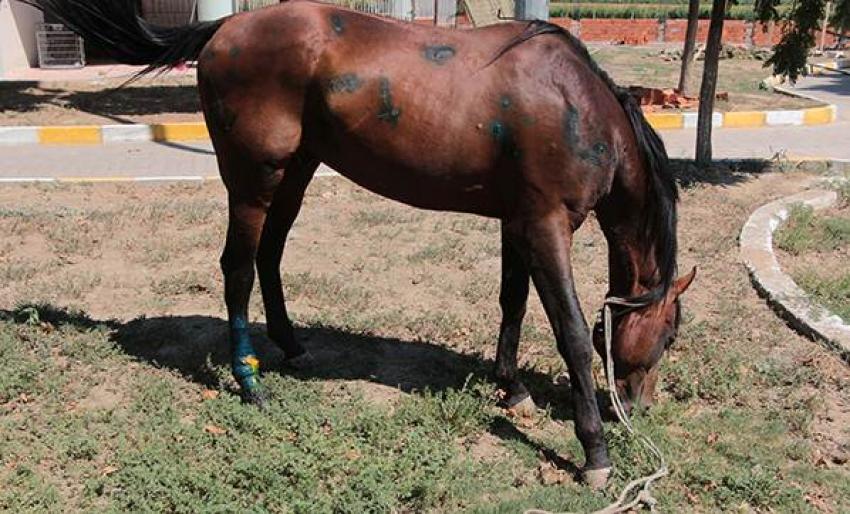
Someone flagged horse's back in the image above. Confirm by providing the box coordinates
[200,1,629,219]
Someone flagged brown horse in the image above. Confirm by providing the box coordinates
[31,0,695,487]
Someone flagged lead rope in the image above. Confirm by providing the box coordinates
[524,296,667,514]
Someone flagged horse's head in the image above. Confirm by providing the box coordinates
[593,267,696,412]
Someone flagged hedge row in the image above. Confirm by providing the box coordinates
[548,0,790,4]
[549,3,790,20]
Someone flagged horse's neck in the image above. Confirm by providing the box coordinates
[597,183,660,299]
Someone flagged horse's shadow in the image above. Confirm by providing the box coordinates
[3,305,596,474]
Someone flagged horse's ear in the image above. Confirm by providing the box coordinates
[672,266,697,297]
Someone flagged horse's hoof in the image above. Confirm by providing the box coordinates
[583,466,612,490]
[241,387,270,410]
[283,350,315,370]
[507,395,537,418]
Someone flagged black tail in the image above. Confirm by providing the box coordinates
[24,0,225,76]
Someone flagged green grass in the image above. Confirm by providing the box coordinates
[0,308,511,513]
[0,292,843,513]
[775,202,850,323]
[793,270,850,323]
[775,203,850,255]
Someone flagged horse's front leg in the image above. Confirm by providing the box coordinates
[507,212,611,488]
[494,224,534,415]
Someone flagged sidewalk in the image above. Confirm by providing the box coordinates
[663,72,850,161]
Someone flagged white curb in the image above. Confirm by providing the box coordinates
[0,126,39,145]
[741,187,850,358]
[102,124,155,143]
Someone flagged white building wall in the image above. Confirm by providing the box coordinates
[0,0,44,76]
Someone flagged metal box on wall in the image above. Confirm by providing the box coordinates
[36,23,85,69]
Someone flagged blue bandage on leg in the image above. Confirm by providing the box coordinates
[230,315,261,392]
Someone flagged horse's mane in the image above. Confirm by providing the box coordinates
[494,21,679,300]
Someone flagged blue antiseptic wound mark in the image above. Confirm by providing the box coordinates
[489,120,505,140]
[377,77,401,126]
[500,95,512,110]
[327,73,362,94]
[564,106,581,149]
[330,14,345,34]
[230,315,260,391]
[580,142,609,166]
[423,45,456,65]
[489,120,521,158]
[563,105,609,167]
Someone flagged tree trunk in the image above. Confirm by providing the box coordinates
[677,0,701,95]
[695,0,726,166]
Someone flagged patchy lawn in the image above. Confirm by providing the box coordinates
[775,181,850,323]
[592,45,818,112]
[0,162,848,512]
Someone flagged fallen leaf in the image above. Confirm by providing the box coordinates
[204,424,227,436]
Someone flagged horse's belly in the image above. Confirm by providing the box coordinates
[315,148,504,218]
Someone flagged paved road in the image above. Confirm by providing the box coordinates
[0,73,847,179]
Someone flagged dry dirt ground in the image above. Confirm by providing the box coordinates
[0,74,200,127]
[0,44,815,127]
[1,163,849,511]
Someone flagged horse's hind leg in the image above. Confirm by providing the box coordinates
[218,149,306,406]
[256,150,319,364]
[506,213,611,487]
[221,190,272,405]
[494,224,533,414]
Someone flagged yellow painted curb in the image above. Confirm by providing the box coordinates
[803,105,836,125]
[39,126,102,145]
[152,122,209,141]
[152,123,209,142]
[723,111,766,128]
[645,113,684,130]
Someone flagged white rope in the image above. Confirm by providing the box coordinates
[524,296,668,514]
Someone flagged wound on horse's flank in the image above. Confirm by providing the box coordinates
[327,73,362,94]
[377,77,401,126]
[564,105,608,166]
[330,14,345,34]
[564,106,581,149]
[489,120,520,158]
[423,45,456,65]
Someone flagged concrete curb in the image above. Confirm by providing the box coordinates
[0,122,210,145]
[0,98,839,146]
[810,62,850,76]
[644,102,837,130]
[740,187,850,360]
